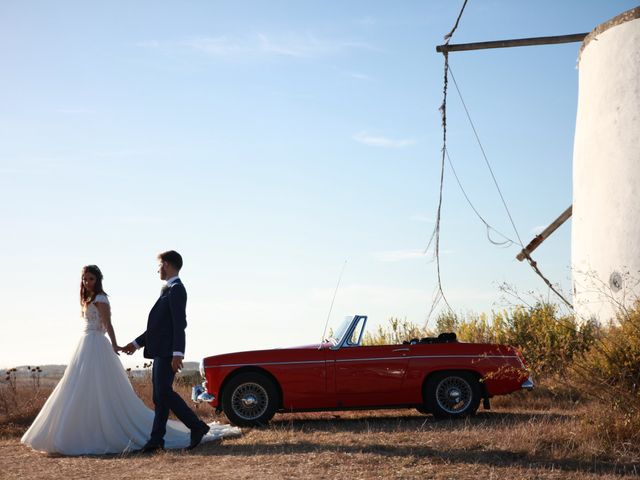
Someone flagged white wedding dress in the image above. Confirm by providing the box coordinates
[21,295,240,455]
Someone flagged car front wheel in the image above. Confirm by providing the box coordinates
[221,372,279,427]
[424,371,480,419]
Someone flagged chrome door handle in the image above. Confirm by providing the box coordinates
[392,348,410,352]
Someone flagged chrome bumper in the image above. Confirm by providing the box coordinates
[191,384,216,403]
[521,377,534,391]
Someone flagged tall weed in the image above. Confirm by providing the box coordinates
[571,301,640,451]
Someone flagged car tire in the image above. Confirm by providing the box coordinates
[221,372,279,427]
[424,371,481,419]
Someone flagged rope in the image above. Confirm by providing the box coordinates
[425,54,453,314]
[522,252,574,309]
[426,0,470,318]
[445,148,516,247]
[444,0,469,42]
[430,0,572,315]
[448,65,524,248]
[447,64,574,310]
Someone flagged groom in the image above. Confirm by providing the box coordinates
[123,250,209,452]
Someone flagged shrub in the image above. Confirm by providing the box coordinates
[366,303,598,379]
[574,301,640,396]
[0,367,48,438]
[363,317,433,346]
[502,303,598,377]
[570,301,640,451]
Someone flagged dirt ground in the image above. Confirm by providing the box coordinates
[2,408,639,480]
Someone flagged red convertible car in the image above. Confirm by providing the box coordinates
[193,315,533,427]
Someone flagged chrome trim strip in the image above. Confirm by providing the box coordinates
[336,356,407,363]
[204,354,519,369]
[336,354,518,363]
[206,359,326,368]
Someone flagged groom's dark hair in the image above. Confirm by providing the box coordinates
[158,250,183,271]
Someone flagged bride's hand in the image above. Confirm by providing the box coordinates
[113,345,121,356]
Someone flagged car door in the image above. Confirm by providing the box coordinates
[330,317,410,407]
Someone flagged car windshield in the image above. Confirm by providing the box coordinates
[326,316,354,346]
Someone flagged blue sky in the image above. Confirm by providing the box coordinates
[1,1,636,368]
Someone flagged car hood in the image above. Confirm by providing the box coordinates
[202,343,327,366]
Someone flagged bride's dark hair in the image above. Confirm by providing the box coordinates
[80,265,107,306]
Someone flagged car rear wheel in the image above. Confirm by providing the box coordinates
[424,371,480,419]
[221,372,279,427]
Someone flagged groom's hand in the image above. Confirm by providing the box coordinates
[122,343,137,355]
[171,356,183,373]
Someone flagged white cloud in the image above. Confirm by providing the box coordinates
[179,37,249,57]
[257,33,308,57]
[345,71,371,81]
[258,33,372,58]
[138,33,372,60]
[530,225,546,235]
[374,249,427,262]
[354,132,416,148]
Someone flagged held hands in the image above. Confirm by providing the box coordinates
[117,343,181,371]
[112,344,121,356]
[121,343,137,355]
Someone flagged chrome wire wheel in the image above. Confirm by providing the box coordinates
[231,382,269,421]
[435,376,473,414]
[222,372,279,427]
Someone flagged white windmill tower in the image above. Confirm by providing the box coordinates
[572,8,640,322]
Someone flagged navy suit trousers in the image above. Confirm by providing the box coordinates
[149,357,201,445]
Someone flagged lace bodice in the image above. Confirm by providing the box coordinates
[83,294,109,333]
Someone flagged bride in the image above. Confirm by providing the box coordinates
[21,265,239,455]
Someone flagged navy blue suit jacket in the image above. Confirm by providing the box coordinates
[135,279,187,359]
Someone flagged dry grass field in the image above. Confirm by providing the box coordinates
[4,302,639,478]
[1,375,639,480]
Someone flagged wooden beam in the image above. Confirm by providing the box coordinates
[436,33,588,54]
[516,206,573,261]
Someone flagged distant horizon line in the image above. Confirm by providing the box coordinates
[1,361,201,373]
